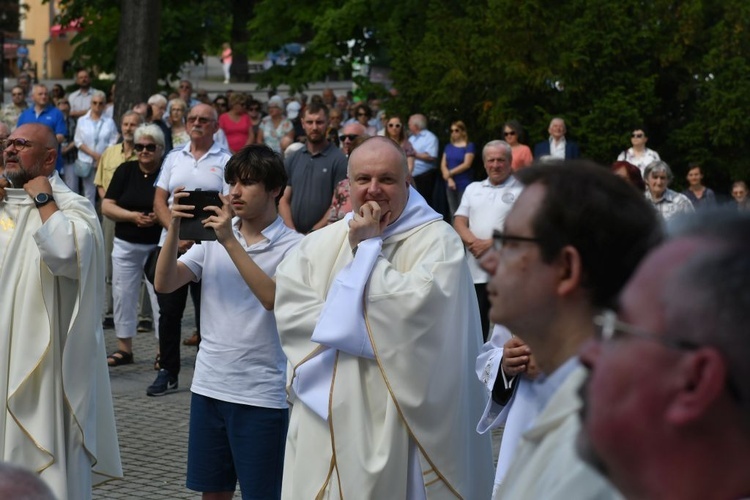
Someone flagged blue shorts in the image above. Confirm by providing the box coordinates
[186,393,289,498]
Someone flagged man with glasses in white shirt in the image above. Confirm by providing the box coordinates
[478,160,660,498]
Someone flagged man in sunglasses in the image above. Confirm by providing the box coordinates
[0,123,122,498]
[577,211,750,499]
[338,122,367,156]
[150,104,232,396]
[479,160,661,498]
[0,85,28,131]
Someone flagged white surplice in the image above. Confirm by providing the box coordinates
[0,172,122,500]
[275,187,494,499]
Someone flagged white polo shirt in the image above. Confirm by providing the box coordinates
[455,176,523,283]
[180,216,303,408]
[155,141,232,245]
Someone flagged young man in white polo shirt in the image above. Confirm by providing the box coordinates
[453,140,523,340]
[154,144,302,499]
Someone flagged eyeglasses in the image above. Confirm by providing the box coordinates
[451,128,462,133]
[2,138,36,151]
[492,230,542,251]
[340,134,359,142]
[504,131,517,136]
[187,116,213,124]
[134,143,158,152]
[593,310,697,349]
[631,133,644,138]
[387,123,402,128]
[216,102,228,107]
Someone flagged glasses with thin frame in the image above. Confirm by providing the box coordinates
[492,230,542,251]
[187,116,213,124]
[2,138,37,151]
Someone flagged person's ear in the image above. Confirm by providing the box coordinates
[666,348,727,425]
[556,245,582,297]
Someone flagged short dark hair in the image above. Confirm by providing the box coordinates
[516,160,662,308]
[224,144,287,203]
[304,102,329,118]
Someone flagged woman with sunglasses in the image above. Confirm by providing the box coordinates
[74,89,118,207]
[353,103,377,136]
[101,124,165,367]
[503,120,533,171]
[617,127,660,176]
[384,114,415,174]
[440,120,475,216]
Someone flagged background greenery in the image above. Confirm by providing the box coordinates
[53,0,750,191]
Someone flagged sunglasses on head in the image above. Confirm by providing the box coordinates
[134,143,158,152]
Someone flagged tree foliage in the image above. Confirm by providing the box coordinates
[250,0,750,188]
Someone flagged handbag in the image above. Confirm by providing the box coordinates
[74,159,94,178]
[143,246,161,285]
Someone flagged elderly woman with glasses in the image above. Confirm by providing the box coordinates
[644,160,695,222]
[74,89,118,207]
[617,127,661,176]
[440,120,475,216]
[101,124,165,367]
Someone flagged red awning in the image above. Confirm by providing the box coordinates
[50,18,84,37]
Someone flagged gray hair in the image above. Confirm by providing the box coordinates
[91,89,106,101]
[664,213,750,425]
[409,114,427,131]
[644,160,673,183]
[148,94,167,107]
[483,140,513,163]
[120,110,144,125]
[134,123,166,149]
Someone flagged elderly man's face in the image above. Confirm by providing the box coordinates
[3,125,54,186]
[576,238,712,491]
[348,139,409,224]
[484,146,512,186]
[186,104,218,141]
[549,119,566,140]
[32,87,49,107]
[121,115,141,142]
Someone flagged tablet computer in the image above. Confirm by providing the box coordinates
[178,190,222,241]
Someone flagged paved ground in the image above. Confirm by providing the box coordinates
[95,299,502,498]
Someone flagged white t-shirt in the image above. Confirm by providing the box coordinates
[155,142,232,245]
[180,216,302,408]
[455,176,524,283]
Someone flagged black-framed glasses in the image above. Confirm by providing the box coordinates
[2,138,36,151]
[340,134,359,142]
[631,133,644,138]
[492,230,542,251]
[134,143,158,152]
[187,116,213,124]
[504,131,517,136]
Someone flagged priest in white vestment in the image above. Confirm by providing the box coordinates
[275,136,494,499]
[0,124,122,500]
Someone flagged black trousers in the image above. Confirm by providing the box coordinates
[156,281,201,376]
[474,283,491,342]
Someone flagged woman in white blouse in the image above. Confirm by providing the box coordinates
[74,89,118,207]
[617,126,660,177]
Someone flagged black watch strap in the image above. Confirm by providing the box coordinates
[34,192,54,208]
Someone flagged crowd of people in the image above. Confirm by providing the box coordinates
[0,68,749,500]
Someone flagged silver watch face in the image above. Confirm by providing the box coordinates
[35,193,52,205]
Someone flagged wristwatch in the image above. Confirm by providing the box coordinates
[34,192,55,208]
